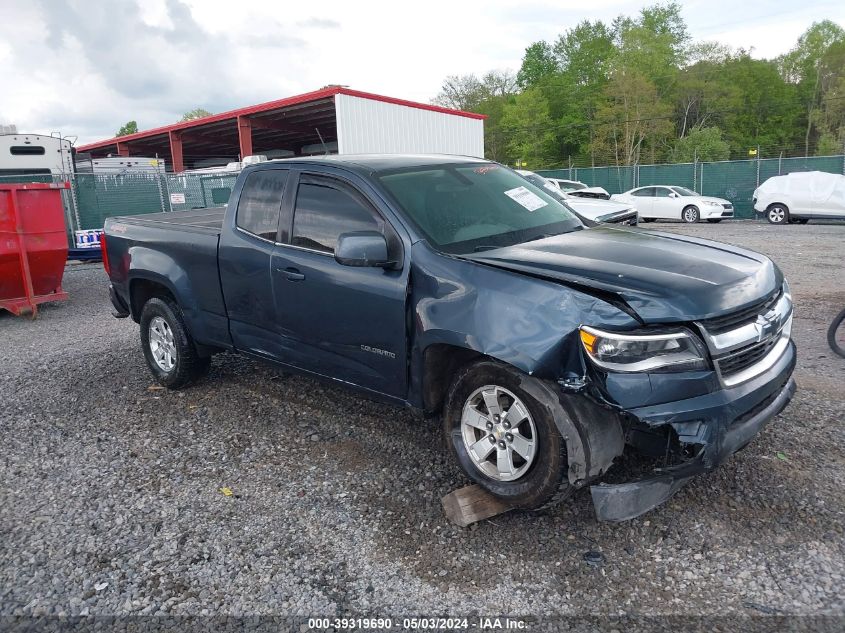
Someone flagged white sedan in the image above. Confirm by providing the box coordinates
[612,186,734,223]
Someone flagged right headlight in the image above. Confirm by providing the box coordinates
[579,326,708,373]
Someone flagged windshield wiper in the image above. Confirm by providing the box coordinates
[473,245,501,252]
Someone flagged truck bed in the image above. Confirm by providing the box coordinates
[110,207,225,234]
[104,206,230,348]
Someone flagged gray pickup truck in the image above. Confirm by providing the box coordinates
[103,155,797,521]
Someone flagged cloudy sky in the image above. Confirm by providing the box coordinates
[1,0,843,145]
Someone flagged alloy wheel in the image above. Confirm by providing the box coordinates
[768,207,786,223]
[148,316,177,371]
[460,385,537,482]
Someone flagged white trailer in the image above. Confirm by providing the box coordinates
[0,133,74,178]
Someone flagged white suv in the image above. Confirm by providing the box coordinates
[754,171,845,224]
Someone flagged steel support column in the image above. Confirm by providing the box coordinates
[237,116,253,159]
[169,131,184,173]
[115,142,130,157]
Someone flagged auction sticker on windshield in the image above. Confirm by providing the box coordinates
[504,186,548,211]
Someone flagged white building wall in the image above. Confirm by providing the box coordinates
[335,94,484,158]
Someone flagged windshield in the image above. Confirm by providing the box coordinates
[557,180,586,191]
[378,163,583,254]
[521,174,574,204]
[670,186,699,196]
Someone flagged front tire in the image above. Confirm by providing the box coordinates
[443,360,571,510]
[767,204,789,224]
[682,206,700,223]
[140,297,210,389]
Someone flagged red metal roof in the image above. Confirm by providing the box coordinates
[77,87,486,152]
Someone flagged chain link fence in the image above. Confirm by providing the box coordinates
[538,154,845,218]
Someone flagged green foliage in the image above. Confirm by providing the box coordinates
[500,88,557,168]
[517,42,558,88]
[181,108,212,122]
[613,2,689,88]
[554,20,616,87]
[592,70,674,165]
[670,127,730,162]
[433,71,517,111]
[778,20,845,155]
[433,5,845,168]
[116,120,138,137]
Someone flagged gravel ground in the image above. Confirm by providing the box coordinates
[1,220,843,621]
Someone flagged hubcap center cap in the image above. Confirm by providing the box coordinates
[492,425,506,440]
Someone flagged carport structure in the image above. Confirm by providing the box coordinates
[77,87,485,172]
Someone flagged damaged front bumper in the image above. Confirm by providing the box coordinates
[589,340,797,522]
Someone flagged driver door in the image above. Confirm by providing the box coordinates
[269,171,409,398]
[631,187,656,217]
[651,187,679,219]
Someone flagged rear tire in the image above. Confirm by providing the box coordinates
[682,206,700,223]
[140,297,211,389]
[443,360,571,510]
[766,204,789,224]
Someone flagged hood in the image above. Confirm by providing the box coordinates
[565,197,633,221]
[568,186,610,199]
[466,226,781,323]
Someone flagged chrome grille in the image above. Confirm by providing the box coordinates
[698,287,792,386]
[701,290,781,334]
[717,337,780,375]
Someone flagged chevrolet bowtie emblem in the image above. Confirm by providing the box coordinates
[755,313,777,342]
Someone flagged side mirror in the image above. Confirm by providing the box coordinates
[669,192,679,198]
[335,231,391,267]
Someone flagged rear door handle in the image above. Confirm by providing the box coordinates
[280,267,305,281]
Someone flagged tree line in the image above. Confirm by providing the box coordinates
[432,3,845,169]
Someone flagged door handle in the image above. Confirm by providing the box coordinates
[281,267,305,281]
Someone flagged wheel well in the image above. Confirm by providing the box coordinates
[422,344,485,414]
[129,279,175,323]
[767,202,789,211]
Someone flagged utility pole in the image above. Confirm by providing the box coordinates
[756,145,761,188]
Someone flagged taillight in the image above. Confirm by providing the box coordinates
[101,233,111,276]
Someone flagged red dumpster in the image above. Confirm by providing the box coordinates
[0,182,70,317]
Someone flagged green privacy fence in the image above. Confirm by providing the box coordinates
[165,172,239,212]
[538,154,845,218]
[70,172,238,230]
[0,170,237,247]
[3,153,844,248]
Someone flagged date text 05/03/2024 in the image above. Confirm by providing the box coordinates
[307,617,527,630]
